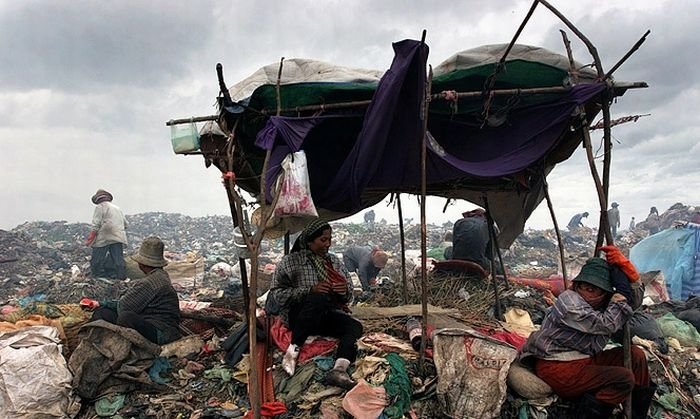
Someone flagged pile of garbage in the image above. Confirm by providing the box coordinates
[2,203,700,418]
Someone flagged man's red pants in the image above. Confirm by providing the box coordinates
[535,346,649,404]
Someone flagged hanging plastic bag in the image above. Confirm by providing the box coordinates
[272,151,319,218]
[170,120,200,154]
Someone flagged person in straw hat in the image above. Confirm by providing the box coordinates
[519,249,655,419]
[86,188,128,280]
[89,236,181,345]
[267,218,362,390]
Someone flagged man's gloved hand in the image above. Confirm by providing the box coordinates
[598,245,640,282]
[79,297,100,310]
[610,266,633,302]
[85,231,97,246]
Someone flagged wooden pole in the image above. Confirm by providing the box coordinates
[604,30,651,81]
[419,42,432,370]
[540,3,634,414]
[483,0,539,93]
[167,82,646,125]
[396,194,409,304]
[543,174,569,289]
[482,195,510,290]
[560,30,579,84]
[482,195,503,320]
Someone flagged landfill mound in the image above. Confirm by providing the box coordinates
[2,203,700,418]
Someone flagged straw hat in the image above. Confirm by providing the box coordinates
[251,207,288,239]
[91,189,113,204]
[132,236,168,267]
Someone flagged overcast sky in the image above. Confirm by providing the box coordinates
[1,0,698,233]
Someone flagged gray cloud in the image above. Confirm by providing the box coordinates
[0,1,215,92]
[0,0,697,233]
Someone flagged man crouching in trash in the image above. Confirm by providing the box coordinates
[266,219,362,390]
[86,236,182,345]
[519,246,656,418]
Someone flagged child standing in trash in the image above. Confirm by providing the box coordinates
[519,246,655,418]
[266,218,362,390]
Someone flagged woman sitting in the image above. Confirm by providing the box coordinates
[267,219,362,390]
[519,248,655,418]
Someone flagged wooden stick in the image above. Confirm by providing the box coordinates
[536,0,604,77]
[543,174,568,289]
[419,62,433,371]
[482,194,509,290]
[560,30,578,84]
[483,0,539,93]
[396,193,409,304]
[166,115,218,126]
[167,83,646,125]
[604,30,651,81]
[483,194,503,320]
[542,2,633,414]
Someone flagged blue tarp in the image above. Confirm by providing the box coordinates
[630,226,700,300]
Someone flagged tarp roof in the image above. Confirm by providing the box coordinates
[215,39,630,247]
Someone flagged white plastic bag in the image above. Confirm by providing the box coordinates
[272,151,319,218]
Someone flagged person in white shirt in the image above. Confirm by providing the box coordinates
[86,189,128,280]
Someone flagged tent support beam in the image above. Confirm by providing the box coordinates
[482,195,503,321]
[166,82,647,126]
[396,194,409,304]
[419,53,432,372]
[543,174,568,289]
[482,194,509,290]
[542,2,634,413]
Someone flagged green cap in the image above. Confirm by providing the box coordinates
[573,258,612,293]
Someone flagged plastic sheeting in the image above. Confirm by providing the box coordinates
[630,227,700,300]
[0,326,79,418]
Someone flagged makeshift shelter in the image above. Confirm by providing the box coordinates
[167,2,651,415]
[630,224,700,300]
[200,40,642,248]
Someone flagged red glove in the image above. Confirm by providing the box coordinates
[79,297,100,310]
[598,245,640,282]
[85,231,97,246]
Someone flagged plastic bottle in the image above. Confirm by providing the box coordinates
[405,317,423,352]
